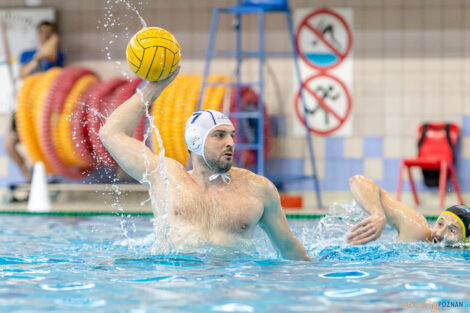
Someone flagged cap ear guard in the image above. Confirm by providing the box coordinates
[184,110,234,158]
[185,125,203,155]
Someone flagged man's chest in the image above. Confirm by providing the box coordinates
[169,186,264,233]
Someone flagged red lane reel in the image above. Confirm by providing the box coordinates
[40,67,96,179]
[112,78,146,141]
[87,78,128,166]
[229,87,271,168]
[71,82,100,168]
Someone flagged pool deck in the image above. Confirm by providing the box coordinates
[0,200,442,219]
[0,183,454,218]
[0,201,326,217]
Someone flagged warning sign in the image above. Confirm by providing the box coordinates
[295,8,353,71]
[294,73,351,135]
[293,8,353,137]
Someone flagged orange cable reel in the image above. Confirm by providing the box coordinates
[15,73,51,171]
[41,67,97,179]
[55,74,99,168]
[32,68,62,174]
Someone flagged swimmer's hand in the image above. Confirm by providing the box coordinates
[141,66,180,104]
[346,213,386,245]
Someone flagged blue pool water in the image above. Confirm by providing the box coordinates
[0,214,469,313]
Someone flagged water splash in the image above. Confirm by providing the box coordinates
[100,0,148,78]
[297,201,371,252]
[135,85,174,255]
[120,0,147,28]
[97,0,159,249]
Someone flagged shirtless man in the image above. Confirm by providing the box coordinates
[99,70,310,261]
[347,175,469,245]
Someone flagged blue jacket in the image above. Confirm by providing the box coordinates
[19,48,65,72]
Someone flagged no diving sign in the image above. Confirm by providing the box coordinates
[295,73,351,135]
[293,8,353,137]
[295,8,353,71]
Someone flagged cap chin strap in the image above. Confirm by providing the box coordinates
[202,152,231,184]
[209,173,231,184]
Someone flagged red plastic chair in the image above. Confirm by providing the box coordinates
[396,122,464,209]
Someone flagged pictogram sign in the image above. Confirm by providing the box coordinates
[295,8,353,71]
[295,72,352,135]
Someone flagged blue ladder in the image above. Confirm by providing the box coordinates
[196,0,322,208]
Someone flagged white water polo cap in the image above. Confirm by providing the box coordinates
[184,110,234,157]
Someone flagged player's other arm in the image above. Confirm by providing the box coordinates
[99,69,184,187]
[37,33,60,63]
[19,34,60,79]
[259,178,311,261]
[347,175,430,244]
[18,52,40,79]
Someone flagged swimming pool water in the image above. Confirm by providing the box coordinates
[0,215,468,312]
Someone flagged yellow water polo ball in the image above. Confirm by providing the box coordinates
[126,27,181,81]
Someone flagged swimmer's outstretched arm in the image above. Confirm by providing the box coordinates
[259,178,311,261]
[347,175,431,244]
[100,69,185,187]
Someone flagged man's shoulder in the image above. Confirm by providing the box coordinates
[231,167,276,193]
[231,167,263,180]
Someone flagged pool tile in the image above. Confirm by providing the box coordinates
[363,158,383,180]
[265,157,304,175]
[456,159,470,192]
[0,156,7,177]
[344,137,363,158]
[321,158,363,191]
[462,115,470,137]
[363,136,383,158]
[0,137,5,157]
[269,115,287,137]
[8,159,25,184]
[325,137,344,159]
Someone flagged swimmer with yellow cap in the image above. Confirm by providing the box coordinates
[433,205,469,243]
[100,69,310,261]
[346,175,469,245]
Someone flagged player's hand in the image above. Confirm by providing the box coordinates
[346,213,386,245]
[156,66,180,90]
[141,66,180,104]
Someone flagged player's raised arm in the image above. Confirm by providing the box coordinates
[99,69,183,186]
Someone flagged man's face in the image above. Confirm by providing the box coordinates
[203,125,235,173]
[430,213,463,243]
[38,25,54,44]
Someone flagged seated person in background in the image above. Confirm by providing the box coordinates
[4,20,64,182]
[347,175,469,245]
[18,20,64,78]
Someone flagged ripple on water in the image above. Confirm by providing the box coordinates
[319,270,370,279]
[54,297,107,307]
[113,255,205,268]
[324,288,377,298]
[126,275,175,282]
[40,282,95,291]
[212,303,255,312]
[0,256,84,265]
[404,282,438,290]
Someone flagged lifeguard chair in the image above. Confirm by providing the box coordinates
[396,122,464,210]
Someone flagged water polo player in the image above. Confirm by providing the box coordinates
[99,70,310,261]
[346,175,469,245]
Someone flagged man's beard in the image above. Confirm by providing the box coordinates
[206,154,232,173]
